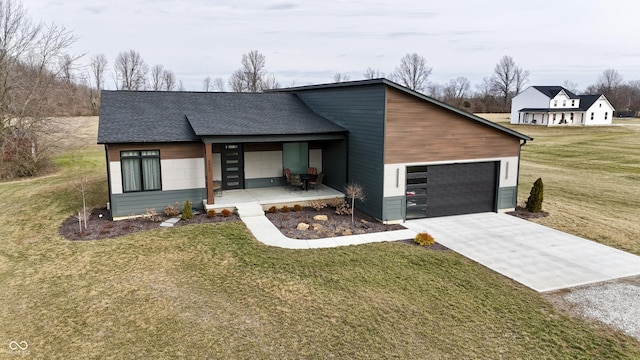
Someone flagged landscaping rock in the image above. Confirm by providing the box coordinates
[297,222,310,230]
[342,229,352,236]
[313,215,328,221]
[311,223,322,230]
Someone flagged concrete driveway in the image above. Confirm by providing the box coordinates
[404,213,640,292]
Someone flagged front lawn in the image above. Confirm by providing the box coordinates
[1,117,639,358]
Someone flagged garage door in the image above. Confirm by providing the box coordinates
[406,162,498,219]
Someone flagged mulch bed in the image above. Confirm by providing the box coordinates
[264,206,406,240]
[507,206,550,220]
[59,208,239,241]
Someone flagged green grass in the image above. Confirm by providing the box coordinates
[1,118,640,358]
[478,114,640,254]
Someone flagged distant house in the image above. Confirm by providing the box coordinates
[98,79,531,222]
[510,86,615,126]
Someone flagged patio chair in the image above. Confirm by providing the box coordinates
[309,172,324,190]
[289,174,303,191]
[284,168,292,183]
[307,167,317,175]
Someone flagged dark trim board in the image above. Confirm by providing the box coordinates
[111,188,206,218]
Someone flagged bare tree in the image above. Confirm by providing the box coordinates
[261,74,280,90]
[150,64,165,91]
[585,69,626,109]
[598,68,623,93]
[0,0,79,178]
[88,53,107,114]
[442,76,471,107]
[213,77,225,92]
[163,70,176,91]
[113,49,148,90]
[229,50,272,92]
[562,79,579,94]
[333,73,350,83]
[391,53,432,92]
[491,55,529,106]
[363,67,384,79]
[203,76,212,91]
[426,83,444,100]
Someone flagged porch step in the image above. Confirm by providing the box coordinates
[235,203,265,218]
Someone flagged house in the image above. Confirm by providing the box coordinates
[98,78,531,222]
[510,86,615,126]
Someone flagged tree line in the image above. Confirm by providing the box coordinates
[1,0,639,180]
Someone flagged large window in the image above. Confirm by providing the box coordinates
[121,150,161,192]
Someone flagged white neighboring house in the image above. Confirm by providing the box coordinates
[510,86,615,126]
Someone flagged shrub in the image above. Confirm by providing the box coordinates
[221,208,232,217]
[181,199,193,221]
[414,232,435,246]
[144,208,161,222]
[525,177,544,213]
[207,209,216,218]
[309,200,327,211]
[281,205,290,213]
[293,204,302,212]
[163,203,180,217]
[267,206,278,213]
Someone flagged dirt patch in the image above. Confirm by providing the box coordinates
[59,208,240,240]
[265,206,406,239]
[507,206,550,220]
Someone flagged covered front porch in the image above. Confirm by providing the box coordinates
[203,185,345,212]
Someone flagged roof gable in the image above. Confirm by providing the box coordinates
[532,86,580,99]
[277,78,532,141]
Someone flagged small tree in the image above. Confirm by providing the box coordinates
[525,178,544,212]
[344,183,365,224]
[181,199,193,220]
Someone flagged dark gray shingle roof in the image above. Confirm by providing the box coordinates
[532,86,580,99]
[98,91,347,144]
[577,95,601,110]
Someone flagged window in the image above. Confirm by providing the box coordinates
[553,100,558,107]
[121,150,161,192]
[562,100,566,107]
[570,113,574,121]
[605,112,608,120]
[571,100,575,107]
[591,112,594,120]
[553,113,556,121]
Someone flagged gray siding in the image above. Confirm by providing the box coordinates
[322,139,347,190]
[295,85,386,219]
[382,196,405,222]
[497,186,517,209]
[111,188,206,218]
[245,177,287,188]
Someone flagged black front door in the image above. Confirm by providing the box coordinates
[221,144,243,189]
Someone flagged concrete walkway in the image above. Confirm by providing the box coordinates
[239,207,640,293]
[403,213,640,292]
[237,202,416,249]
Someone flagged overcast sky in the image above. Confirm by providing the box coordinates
[26,0,640,92]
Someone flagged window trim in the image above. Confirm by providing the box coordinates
[120,150,162,193]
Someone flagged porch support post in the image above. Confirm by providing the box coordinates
[205,143,214,205]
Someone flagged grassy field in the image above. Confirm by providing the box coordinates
[480,113,640,254]
[1,116,640,358]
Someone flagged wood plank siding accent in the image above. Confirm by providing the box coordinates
[384,88,520,164]
[108,143,204,161]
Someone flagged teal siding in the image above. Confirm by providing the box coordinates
[322,139,347,190]
[497,186,517,209]
[382,196,405,222]
[245,177,287,188]
[295,85,386,219]
[111,188,206,218]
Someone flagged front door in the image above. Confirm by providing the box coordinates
[221,144,244,189]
